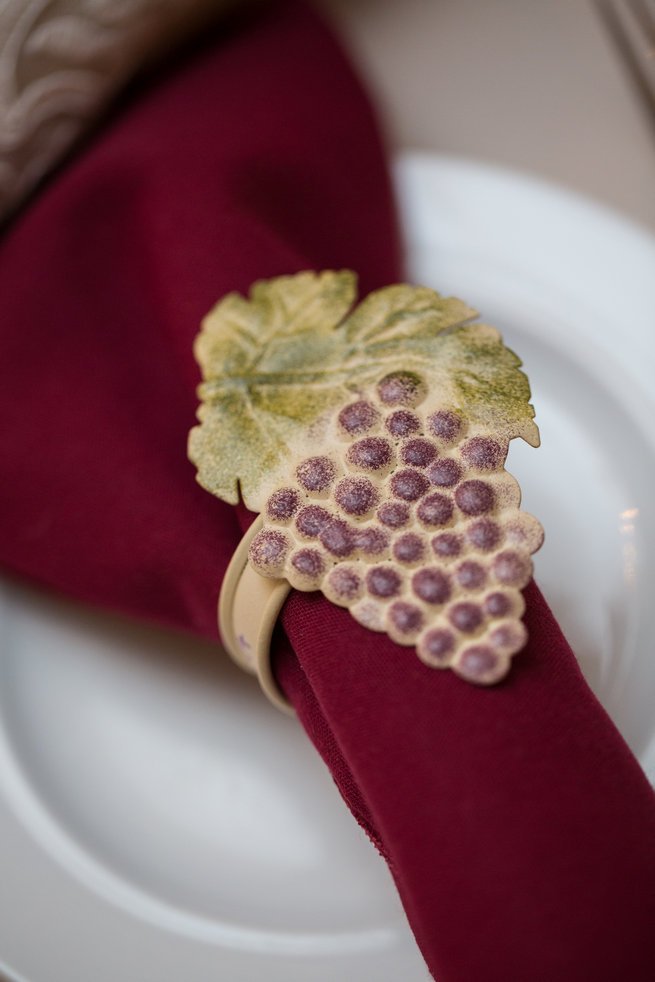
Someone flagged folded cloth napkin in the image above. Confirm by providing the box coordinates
[1,2,655,980]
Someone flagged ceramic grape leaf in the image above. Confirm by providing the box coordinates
[189,270,539,512]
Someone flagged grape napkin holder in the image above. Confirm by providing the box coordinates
[219,516,294,713]
[189,271,544,710]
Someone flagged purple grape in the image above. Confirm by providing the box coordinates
[376,371,425,407]
[466,518,502,551]
[426,410,462,444]
[290,548,326,579]
[400,438,437,468]
[411,567,451,605]
[354,525,390,555]
[455,480,495,516]
[351,598,385,632]
[266,487,301,522]
[325,564,363,604]
[334,476,379,516]
[418,627,456,664]
[493,550,532,588]
[430,532,462,560]
[460,437,505,471]
[503,514,544,553]
[385,410,420,437]
[388,601,424,636]
[338,400,380,435]
[319,517,355,558]
[296,455,336,492]
[426,457,462,487]
[417,492,454,528]
[448,602,484,633]
[377,502,410,528]
[390,468,430,502]
[489,620,527,653]
[456,645,501,682]
[248,529,290,575]
[484,591,513,618]
[295,504,331,538]
[347,436,393,472]
[366,565,403,598]
[392,532,426,564]
[455,560,487,590]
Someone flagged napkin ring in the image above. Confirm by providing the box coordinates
[191,271,544,706]
[219,516,293,714]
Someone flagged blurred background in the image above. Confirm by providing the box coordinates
[315,0,655,232]
[2,0,654,229]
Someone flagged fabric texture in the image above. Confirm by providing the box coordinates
[1,2,654,980]
[276,584,655,981]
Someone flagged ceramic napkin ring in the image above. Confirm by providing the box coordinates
[189,271,544,711]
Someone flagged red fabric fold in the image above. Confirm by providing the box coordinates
[1,2,654,980]
[276,585,655,981]
[1,0,399,637]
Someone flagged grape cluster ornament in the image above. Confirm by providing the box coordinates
[189,271,543,685]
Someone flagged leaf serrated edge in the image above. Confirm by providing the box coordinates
[189,271,541,511]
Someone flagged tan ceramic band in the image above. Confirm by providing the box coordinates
[219,516,293,714]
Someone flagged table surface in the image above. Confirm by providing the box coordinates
[316,0,655,235]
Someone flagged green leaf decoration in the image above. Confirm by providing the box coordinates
[188,270,539,511]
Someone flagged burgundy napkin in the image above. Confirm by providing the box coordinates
[1,2,655,980]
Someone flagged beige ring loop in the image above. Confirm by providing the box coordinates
[219,515,294,714]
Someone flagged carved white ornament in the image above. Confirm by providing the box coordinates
[0,0,228,222]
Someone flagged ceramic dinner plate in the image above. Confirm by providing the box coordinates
[1,153,654,982]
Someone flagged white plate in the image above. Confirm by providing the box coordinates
[397,153,655,769]
[1,153,654,982]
